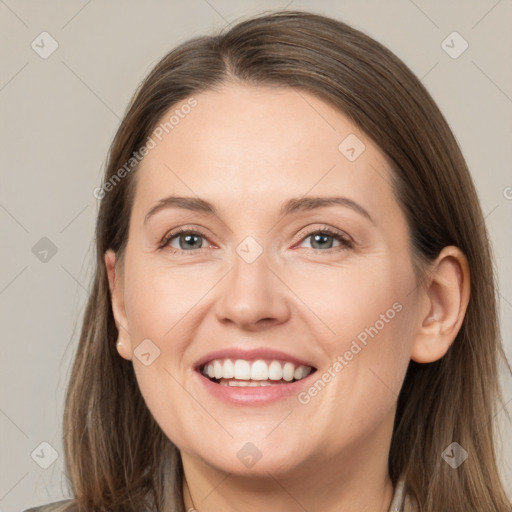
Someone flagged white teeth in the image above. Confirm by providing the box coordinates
[221,379,277,387]
[282,362,295,382]
[223,359,235,378]
[234,360,251,379]
[201,358,314,383]
[214,360,223,379]
[250,360,269,380]
[268,360,283,380]
[294,365,312,380]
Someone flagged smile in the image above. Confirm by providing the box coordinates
[201,358,315,386]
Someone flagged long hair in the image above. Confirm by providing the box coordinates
[58,10,511,512]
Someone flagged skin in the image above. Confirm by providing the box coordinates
[105,82,470,512]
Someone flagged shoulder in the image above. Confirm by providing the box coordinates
[22,499,77,512]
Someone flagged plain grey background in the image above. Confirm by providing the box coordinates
[1,1,511,510]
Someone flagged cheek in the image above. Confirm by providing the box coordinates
[307,256,415,404]
[123,265,205,447]
[124,262,205,341]
[296,255,412,348]
[132,364,201,453]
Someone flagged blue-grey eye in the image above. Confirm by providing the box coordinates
[165,231,207,251]
[308,233,336,249]
[297,229,350,250]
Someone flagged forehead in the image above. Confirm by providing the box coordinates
[132,82,397,221]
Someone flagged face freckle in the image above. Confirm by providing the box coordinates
[115,82,421,478]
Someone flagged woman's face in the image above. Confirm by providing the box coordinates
[107,82,424,478]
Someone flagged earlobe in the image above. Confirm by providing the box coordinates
[410,246,470,363]
[104,249,133,361]
[116,338,133,361]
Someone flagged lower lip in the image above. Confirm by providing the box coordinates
[195,370,317,405]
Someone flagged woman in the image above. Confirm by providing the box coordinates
[24,9,511,512]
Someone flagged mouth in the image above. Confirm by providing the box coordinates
[197,358,318,387]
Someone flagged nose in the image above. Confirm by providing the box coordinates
[213,245,291,331]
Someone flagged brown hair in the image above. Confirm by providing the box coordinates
[57,9,511,512]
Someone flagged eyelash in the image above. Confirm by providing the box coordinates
[158,225,354,254]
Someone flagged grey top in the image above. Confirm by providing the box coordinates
[388,474,417,512]
[23,474,414,512]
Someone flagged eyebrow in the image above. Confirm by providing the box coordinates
[144,195,375,225]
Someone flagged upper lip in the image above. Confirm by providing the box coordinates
[194,347,317,371]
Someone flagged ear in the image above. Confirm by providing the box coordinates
[410,246,470,363]
[105,249,133,361]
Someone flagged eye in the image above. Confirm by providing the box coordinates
[296,226,353,251]
[159,225,353,254]
[160,228,210,252]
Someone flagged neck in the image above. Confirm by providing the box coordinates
[183,465,394,512]
[181,416,396,512]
